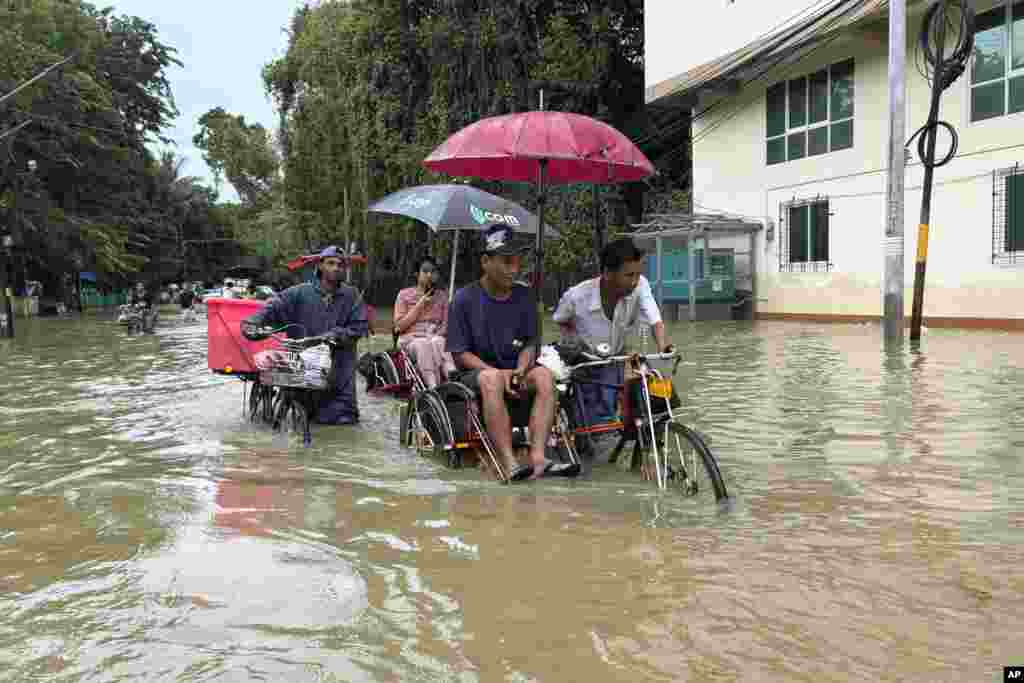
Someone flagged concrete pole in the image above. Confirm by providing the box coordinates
[655,235,664,311]
[749,229,758,320]
[883,0,907,346]
[688,236,697,322]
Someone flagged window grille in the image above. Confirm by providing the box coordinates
[779,197,833,272]
[993,163,1024,266]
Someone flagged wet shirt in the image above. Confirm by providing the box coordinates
[246,281,368,342]
[553,275,661,354]
[394,287,449,340]
[446,282,537,371]
[244,280,369,424]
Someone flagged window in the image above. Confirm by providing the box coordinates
[971,1,1024,122]
[993,164,1024,265]
[780,199,831,271]
[766,59,854,165]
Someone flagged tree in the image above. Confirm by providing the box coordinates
[252,0,646,303]
[1,0,205,295]
[193,107,279,208]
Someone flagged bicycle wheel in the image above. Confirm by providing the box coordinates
[271,391,289,432]
[414,390,454,453]
[248,382,266,422]
[552,407,580,465]
[376,352,401,386]
[262,386,278,424]
[559,390,594,461]
[663,422,728,502]
[289,399,311,446]
[399,399,415,448]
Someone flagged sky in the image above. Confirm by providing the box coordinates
[109,0,308,203]
[645,0,835,88]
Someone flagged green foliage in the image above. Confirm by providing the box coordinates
[1,0,233,293]
[249,0,645,299]
[193,107,279,207]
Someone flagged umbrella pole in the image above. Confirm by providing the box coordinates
[448,229,460,304]
[533,160,548,365]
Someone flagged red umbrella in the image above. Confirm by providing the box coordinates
[422,110,655,354]
[423,111,654,184]
[285,253,367,272]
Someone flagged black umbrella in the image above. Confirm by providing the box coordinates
[367,184,558,236]
[367,184,559,299]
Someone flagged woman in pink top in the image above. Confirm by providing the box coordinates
[393,257,455,388]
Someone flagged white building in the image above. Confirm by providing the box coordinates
[646,0,1024,329]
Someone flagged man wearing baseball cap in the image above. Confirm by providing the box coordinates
[446,225,578,482]
[242,245,369,425]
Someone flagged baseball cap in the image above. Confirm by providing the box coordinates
[318,245,345,260]
[481,224,529,256]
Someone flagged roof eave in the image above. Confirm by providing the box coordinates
[645,0,891,108]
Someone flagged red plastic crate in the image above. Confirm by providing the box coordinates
[206,298,277,374]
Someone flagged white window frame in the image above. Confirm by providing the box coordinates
[766,60,855,165]
[779,197,832,272]
[968,0,1024,124]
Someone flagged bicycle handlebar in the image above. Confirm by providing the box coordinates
[565,350,680,372]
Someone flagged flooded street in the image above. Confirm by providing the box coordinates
[1,311,1022,682]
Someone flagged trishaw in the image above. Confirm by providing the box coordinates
[553,342,728,501]
[363,327,727,501]
[362,328,582,483]
[361,108,730,500]
[206,251,367,446]
[359,184,576,483]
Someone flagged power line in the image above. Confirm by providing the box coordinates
[642,1,849,159]
[653,0,841,108]
[0,53,77,108]
[11,109,129,137]
[0,119,32,143]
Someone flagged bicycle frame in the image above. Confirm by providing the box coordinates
[562,351,685,492]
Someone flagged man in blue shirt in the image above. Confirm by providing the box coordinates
[447,225,576,482]
[242,246,369,425]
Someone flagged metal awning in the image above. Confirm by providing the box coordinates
[626,212,764,239]
[620,212,764,322]
[646,0,901,109]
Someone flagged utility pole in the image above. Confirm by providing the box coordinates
[907,1,973,341]
[883,0,907,346]
[910,7,947,343]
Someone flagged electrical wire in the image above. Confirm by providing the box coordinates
[638,0,841,151]
[906,0,974,169]
[11,109,129,137]
[0,119,32,143]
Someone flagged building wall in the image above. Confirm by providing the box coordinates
[686,3,1024,325]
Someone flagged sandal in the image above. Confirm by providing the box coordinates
[544,461,582,478]
[509,463,534,482]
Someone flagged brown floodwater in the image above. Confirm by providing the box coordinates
[0,311,1021,681]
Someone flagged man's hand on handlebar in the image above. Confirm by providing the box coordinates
[324,330,358,349]
[241,321,274,341]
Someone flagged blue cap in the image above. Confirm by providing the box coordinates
[481,225,529,256]
[319,245,345,259]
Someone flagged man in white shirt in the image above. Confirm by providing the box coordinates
[553,238,672,427]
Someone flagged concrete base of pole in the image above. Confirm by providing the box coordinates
[883,247,904,347]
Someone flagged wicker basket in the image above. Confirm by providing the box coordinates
[257,344,332,390]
